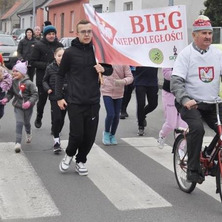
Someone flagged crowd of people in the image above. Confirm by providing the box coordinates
[0,14,222,184]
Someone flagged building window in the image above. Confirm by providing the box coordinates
[124,2,133,11]
[53,14,56,27]
[93,4,102,13]
[70,11,74,32]
[30,16,33,27]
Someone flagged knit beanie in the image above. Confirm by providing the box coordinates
[0,53,4,65]
[44,21,52,26]
[193,15,212,32]
[13,61,27,75]
[25,28,34,35]
[43,25,57,36]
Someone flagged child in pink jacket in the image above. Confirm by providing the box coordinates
[101,65,133,145]
[157,68,188,149]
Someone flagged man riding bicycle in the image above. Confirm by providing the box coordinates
[171,15,222,184]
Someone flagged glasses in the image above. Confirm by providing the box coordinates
[78,30,92,35]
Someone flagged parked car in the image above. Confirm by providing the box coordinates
[0,34,18,69]
[59,37,74,49]
[16,33,25,43]
[11,28,26,40]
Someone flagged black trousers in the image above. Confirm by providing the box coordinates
[121,83,134,112]
[50,100,66,138]
[177,103,222,171]
[27,66,35,81]
[135,85,158,127]
[36,84,48,119]
[66,103,100,163]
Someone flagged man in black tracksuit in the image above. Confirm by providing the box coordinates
[30,25,63,129]
[17,28,37,81]
[56,19,113,176]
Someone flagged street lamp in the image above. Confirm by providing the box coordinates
[169,0,174,6]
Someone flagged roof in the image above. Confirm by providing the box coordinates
[48,0,76,7]
[1,0,23,20]
[18,0,48,15]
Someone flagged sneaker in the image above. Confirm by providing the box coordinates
[110,134,117,145]
[120,111,128,119]
[14,143,21,153]
[26,132,32,143]
[54,142,62,154]
[35,117,42,128]
[102,131,111,145]
[59,154,73,172]
[187,169,205,184]
[75,162,88,176]
[203,146,211,158]
[157,137,165,149]
[137,127,144,136]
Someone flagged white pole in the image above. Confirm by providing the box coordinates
[32,0,36,28]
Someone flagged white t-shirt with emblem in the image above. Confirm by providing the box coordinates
[172,43,222,102]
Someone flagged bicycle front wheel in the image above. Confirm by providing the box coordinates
[173,134,196,193]
[216,149,222,201]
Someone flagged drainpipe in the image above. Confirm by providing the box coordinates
[168,0,174,6]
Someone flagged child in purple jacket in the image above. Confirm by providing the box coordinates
[0,54,12,119]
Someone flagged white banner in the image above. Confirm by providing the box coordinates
[83,4,188,68]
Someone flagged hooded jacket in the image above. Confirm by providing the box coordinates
[30,37,63,85]
[5,76,38,109]
[56,38,113,105]
[17,36,37,62]
[101,65,133,99]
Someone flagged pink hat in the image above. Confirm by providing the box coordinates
[13,61,27,75]
[193,15,212,32]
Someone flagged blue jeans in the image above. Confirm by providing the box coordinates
[103,96,122,135]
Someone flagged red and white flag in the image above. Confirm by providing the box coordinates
[83,4,188,67]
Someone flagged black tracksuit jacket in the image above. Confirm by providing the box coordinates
[30,37,63,86]
[55,38,113,105]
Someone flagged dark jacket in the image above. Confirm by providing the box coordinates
[134,67,158,87]
[17,37,37,62]
[55,38,113,105]
[30,37,63,85]
[43,61,67,101]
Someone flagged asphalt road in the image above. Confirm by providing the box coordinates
[0,88,221,222]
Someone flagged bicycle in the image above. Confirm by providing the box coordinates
[172,100,222,201]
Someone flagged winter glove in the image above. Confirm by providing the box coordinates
[22,101,31,109]
[0,98,8,105]
[114,79,125,87]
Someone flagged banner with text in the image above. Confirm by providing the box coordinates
[83,4,188,67]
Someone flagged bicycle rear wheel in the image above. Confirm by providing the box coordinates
[173,134,196,193]
[216,149,222,201]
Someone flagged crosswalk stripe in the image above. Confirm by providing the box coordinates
[61,140,172,210]
[0,143,61,220]
[122,136,220,202]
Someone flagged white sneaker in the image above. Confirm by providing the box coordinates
[59,154,73,172]
[26,132,32,143]
[75,162,88,176]
[157,137,165,149]
[14,143,21,153]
